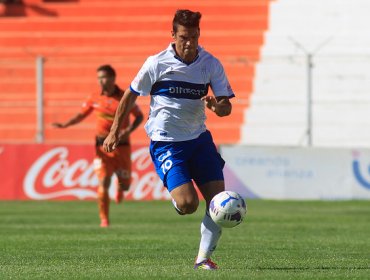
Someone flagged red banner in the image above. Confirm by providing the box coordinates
[0,144,172,201]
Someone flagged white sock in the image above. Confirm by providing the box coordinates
[196,211,222,263]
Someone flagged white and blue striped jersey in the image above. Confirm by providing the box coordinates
[130,43,235,142]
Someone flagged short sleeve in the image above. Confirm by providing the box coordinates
[80,95,94,116]
[130,56,156,96]
[210,59,235,98]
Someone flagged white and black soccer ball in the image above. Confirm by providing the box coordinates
[209,191,247,228]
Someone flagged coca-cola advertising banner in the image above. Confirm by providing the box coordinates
[0,144,172,201]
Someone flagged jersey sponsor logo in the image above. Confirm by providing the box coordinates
[151,80,209,99]
[168,86,207,96]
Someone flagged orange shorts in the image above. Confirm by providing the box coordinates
[93,145,131,187]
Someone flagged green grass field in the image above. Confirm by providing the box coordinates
[0,200,369,280]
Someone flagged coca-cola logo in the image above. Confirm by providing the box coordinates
[23,146,170,200]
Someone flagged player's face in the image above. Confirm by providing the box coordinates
[172,25,200,63]
[97,70,115,94]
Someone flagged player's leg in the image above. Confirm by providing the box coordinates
[149,139,198,214]
[97,175,111,227]
[113,145,131,204]
[198,180,225,208]
[194,180,224,269]
[94,147,114,227]
[169,181,199,215]
[190,130,226,269]
[115,178,129,204]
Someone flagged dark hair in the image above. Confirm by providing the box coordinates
[97,64,116,78]
[172,9,202,32]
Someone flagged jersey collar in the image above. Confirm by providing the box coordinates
[169,43,201,65]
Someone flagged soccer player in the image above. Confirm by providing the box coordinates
[52,65,144,228]
[103,10,234,269]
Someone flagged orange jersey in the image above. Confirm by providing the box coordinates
[80,86,142,139]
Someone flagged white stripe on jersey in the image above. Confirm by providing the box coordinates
[130,43,235,142]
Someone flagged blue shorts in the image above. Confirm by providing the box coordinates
[149,130,225,192]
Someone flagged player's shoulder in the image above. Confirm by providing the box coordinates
[81,92,97,108]
[84,92,98,102]
[199,46,221,65]
[149,46,173,64]
[141,45,173,74]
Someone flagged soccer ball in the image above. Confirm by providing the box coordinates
[209,191,247,228]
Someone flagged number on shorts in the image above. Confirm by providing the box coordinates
[158,150,173,174]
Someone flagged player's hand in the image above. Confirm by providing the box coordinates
[202,96,231,116]
[202,95,217,112]
[52,122,66,128]
[103,132,119,152]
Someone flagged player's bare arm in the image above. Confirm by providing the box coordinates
[118,110,144,142]
[202,96,232,117]
[52,113,88,128]
[103,89,138,152]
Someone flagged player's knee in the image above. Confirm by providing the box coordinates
[177,198,199,214]
[97,185,108,195]
[118,182,129,191]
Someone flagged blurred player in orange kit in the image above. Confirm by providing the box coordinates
[53,65,144,227]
